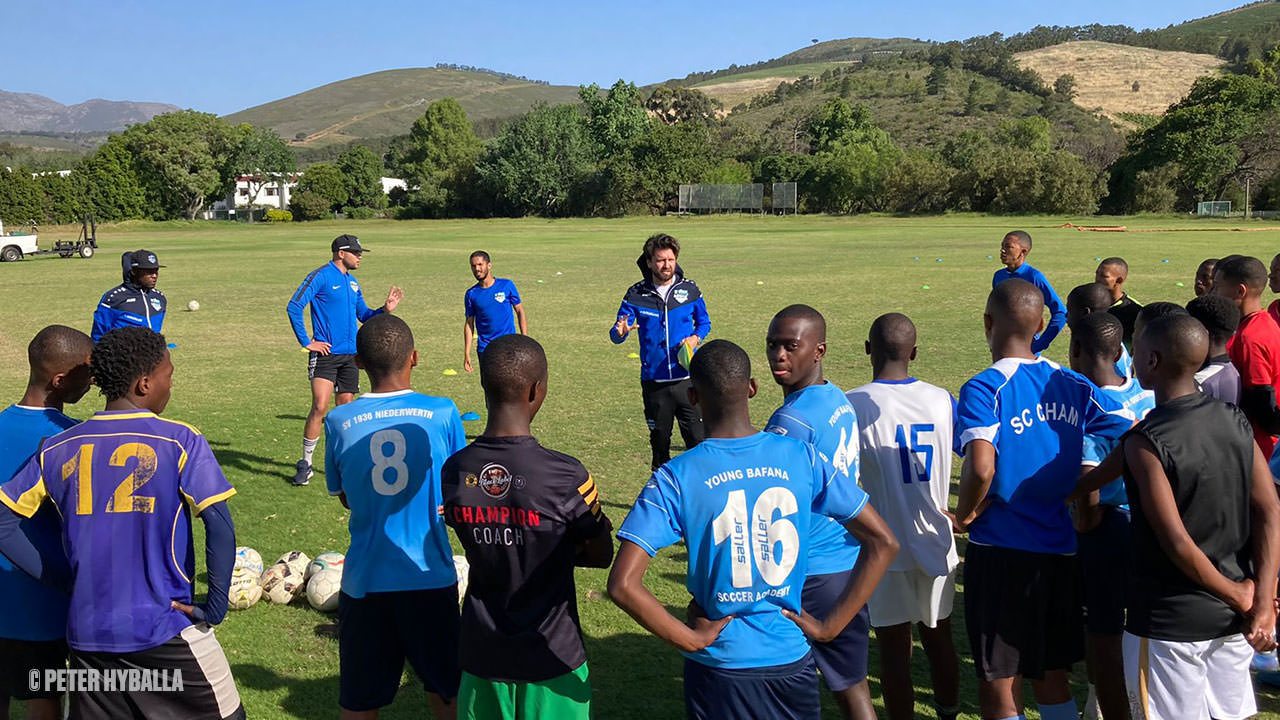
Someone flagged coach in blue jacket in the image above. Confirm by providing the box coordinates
[285,234,402,486]
[610,233,710,469]
[91,250,166,342]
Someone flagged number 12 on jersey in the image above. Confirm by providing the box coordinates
[712,488,800,589]
[894,423,935,484]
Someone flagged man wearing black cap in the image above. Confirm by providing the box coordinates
[286,235,404,486]
[91,249,167,342]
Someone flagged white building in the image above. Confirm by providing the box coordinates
[204,172,406,219]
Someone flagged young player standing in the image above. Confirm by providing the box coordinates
[954,279,1132,720]
[1194,258,1218,298]
[609,340,897,720]
[442,335,614,720]
[762,305,873,720]
[463,250,527,374]
[0,326,93,720]
[1067,312,1155,720]
[91,250,167,342]
[1091,314,1280,720]
[1212,255,1280,459]
[323,314,464,719]
[286,234,403,486]
[0,327,243,720]
[1186,294,1242,405]
[1067,282,1133,379]
[992,231,1066,353]
[845,313,961,720]
[1096,257,1143,348]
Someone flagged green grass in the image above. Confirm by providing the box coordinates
[4,214,1280,719]
[1151,1,1280,40]
[692,62,855,85]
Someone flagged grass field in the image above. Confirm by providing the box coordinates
[4,214,1280,719]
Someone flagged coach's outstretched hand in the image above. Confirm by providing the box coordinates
[385,285,404,312]
[614,317,638,340]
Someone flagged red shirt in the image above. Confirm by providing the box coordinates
[1228,309,1280,457]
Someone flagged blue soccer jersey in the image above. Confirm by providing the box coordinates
[617,432,869,669]
[765,381,862,576]
[1082,378,1155,507]
[0,410,235,653]
[993,263,1067,354]
[465,278,522,353]
[0,405,75,642]
[1116,344,1134,380]
[324,389,465,597]
[955,357,1132,554]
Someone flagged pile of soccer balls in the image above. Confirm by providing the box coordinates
[228,548,471,613]
[229,547,344,612]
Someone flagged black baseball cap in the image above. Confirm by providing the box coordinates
[126,249,163,270]
[331,234,369,254]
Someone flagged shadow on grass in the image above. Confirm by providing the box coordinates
[586,631,687,720]
[209,440,298,479]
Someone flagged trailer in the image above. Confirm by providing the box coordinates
[0,216,98,261]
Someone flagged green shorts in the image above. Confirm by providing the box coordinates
[458,662,591,720]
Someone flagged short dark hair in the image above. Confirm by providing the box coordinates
[480,334,547,404]
[1198,258,1219,270]
[1099,257,1128,274]
[642,233,680,261]
[689,340,750,403]
[470,250,490,263]
[1070,312,1123,361]
[987,278,1044,334]
[868,313,916,361]
[1186,294,1241,346]
[28,325,92,379]
[1067,283,1113,314]
[1137,301,1188,327]
[1214,255,1267,293]
[91,327,166,402]
[356,314,414,379]
[1143,314,1209,375]
[771,304,826,341]
[1004,230,1032,250]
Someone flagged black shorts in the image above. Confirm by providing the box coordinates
[801,569,871,691]
[338,587,461,711]
[0,636,67,701]
[71,624,244,720]
[1078,505,1131,635]
[964,543,1083,681]
[308,352,359,394]
[683,653,818,720]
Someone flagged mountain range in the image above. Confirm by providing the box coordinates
[0,90,179,133]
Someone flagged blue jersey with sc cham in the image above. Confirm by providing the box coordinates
[465,278,522,352]
[765,381,863,576]
[955,357,1132,554]
[286,261,382,355]
[610,272,711,382]
[618,432,869,670]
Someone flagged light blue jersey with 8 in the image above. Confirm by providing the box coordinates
[618,432,869,669]
[765,381,862,575]
[955,357,1132,554]
[1116,344,1133,380]
[1082,378,1154,507]
[324,389,466,597]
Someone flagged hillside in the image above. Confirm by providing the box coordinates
[1136,1,1280,57]
[0,90,178,133]
[223,68,581,147]
[1149,1,1280,42]
[1014,41,1223,119]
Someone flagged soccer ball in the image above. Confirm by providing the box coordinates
[234,546,263,576]
[306,568,342,612]
[187,300,200,312]
[228,567,262,610]
[307,551,345,580]
[260,563,305,604]
[453,554,470,603]
[275,551,311,578]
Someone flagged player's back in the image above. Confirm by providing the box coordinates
[9,410,234,652]
[324,390,464,596]
[620,431,867,669]
[957,357,1130,554]
[846,379,957,576]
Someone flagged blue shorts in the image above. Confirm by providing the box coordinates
[1078,505,1131,635]
[802,569,871,691]
[683,653,818,720]
[338,587,461,711]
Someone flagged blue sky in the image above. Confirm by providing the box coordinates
[0,1,1245,115]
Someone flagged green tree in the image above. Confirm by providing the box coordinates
[700,159,752,184]
[0,167,45,225]
[926,66,948,96]
[804,127,903,213]
[291,163,347,220]
[477,104,596,217]
[39,173,80,223]
[806,98,875,153]
[883,150,955,213]
[1053,74,1077,100]
[615,123,718,214]
[579,80,650,158]
[73,138,147,221]
[337,145,387,210]
[645,86,723,126]
[226,124,296,220]
[119,110,240,220]
[389,98,483,217]
[964,80,982,115]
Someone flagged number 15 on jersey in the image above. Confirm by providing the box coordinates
[894,423,935,484]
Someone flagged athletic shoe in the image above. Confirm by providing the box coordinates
[292,460,312,486]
